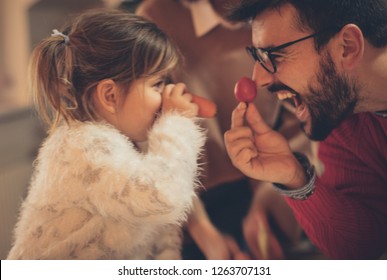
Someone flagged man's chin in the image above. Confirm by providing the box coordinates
[301,119,332,141]
[310,127,334,141]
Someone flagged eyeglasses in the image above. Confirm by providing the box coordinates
[246,33,318,74]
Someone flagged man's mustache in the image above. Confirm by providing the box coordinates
[268,84,299,96]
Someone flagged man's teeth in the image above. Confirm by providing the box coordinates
[277,92,295,100]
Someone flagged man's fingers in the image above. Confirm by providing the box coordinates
[227,139,257,164]
[224,127,254,144]
[231,102,247,129]
[245,103,272,135]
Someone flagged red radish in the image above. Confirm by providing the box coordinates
[191,94,217,118]
[234,77,257,102]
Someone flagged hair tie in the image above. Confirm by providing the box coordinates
[51,29,70,45]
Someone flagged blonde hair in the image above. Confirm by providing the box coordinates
[30,8,180,131]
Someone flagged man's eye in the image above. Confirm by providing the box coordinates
[270,53,285,63]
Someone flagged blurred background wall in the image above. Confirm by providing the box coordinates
[0,0,141,260]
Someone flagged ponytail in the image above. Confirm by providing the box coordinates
[30,32,78,131]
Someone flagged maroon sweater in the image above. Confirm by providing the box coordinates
[286,113,387,259]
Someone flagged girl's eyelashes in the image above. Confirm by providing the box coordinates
[153,79,167,92]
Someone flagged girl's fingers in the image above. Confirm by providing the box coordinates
[169,82,187,98]
[163,84,175,98]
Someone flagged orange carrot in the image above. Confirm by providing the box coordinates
[191,94,217,118]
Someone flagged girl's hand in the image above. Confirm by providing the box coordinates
[224,102,306,189]
[162,83,199,118]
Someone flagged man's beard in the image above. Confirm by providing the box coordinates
[303,52,359,140]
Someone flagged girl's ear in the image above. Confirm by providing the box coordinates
[94,79,119,114]
[336,24,364,70]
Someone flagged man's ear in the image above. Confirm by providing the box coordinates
[336,24,364,70]
[94,79,119,114]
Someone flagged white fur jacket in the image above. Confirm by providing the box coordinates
[7,112,205,260]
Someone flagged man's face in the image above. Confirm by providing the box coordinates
[301,52,358,140]
[251,4,359,140]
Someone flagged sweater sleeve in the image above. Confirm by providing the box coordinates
[81,113,206,226]
[286,113,387,259]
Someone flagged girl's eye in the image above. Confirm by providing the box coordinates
[153,80,166,91]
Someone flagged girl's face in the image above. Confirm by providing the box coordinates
[115,74,166,142]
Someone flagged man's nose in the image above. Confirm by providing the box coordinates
[252,62,275,88]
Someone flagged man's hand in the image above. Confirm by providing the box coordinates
[224,102,306,189]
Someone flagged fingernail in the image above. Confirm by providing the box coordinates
[238,102,246,110]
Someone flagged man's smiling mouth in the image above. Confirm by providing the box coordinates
[276,91,308,121]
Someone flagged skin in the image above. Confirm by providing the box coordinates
[251,4,325,137]
[249,4,386,139]
[93,75,198,142]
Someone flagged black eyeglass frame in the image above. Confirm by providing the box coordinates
[246,33,319,74]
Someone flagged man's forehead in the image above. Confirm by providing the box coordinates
[251,4,299,47]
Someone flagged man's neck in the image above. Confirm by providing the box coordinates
[355,45,387,113]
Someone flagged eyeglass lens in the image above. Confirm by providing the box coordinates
[246,47,275,73]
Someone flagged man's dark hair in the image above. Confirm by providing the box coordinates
[228,0,387,49]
